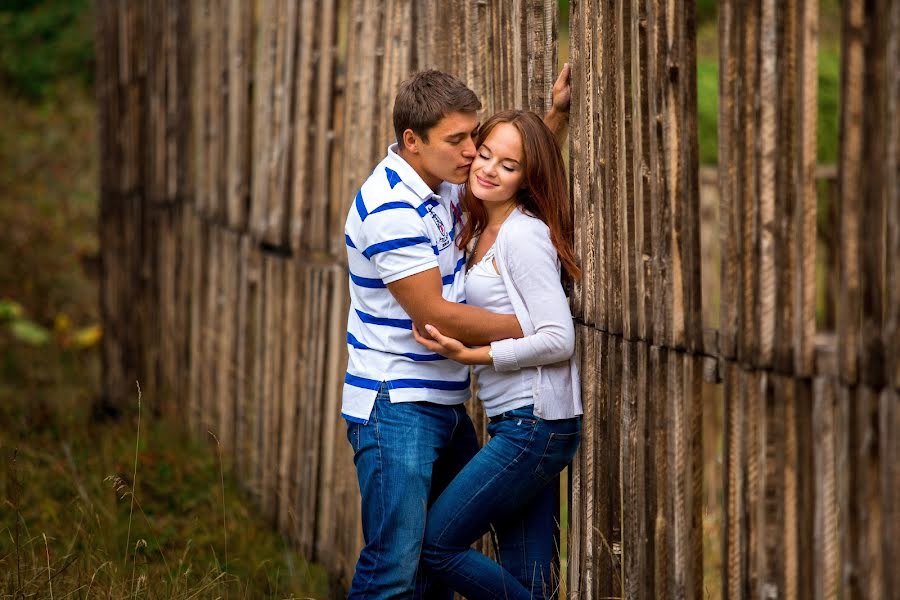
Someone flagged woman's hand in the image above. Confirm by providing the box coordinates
[413,324,492,365]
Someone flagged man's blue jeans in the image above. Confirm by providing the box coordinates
[421,406,581,600]
[345,383,479,600]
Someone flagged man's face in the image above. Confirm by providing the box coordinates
[410,111,479,189]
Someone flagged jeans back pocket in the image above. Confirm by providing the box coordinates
[534,429,581,482]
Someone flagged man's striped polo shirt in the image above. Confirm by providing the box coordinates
[342,144,469,423]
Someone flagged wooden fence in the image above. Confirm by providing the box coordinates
[95,0,897,597]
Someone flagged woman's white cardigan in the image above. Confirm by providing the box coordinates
[488,208,583,420]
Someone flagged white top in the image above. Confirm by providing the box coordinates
[341,144,469,423]
[465,246,535,416]
[488,207,583,420]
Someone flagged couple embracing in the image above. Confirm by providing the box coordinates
[341,66,582,600]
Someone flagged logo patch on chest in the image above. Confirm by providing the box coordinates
[427,206,452,250]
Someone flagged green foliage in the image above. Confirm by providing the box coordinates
[0,0,94,101]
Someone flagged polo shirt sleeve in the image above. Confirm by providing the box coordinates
[355,208,438,284]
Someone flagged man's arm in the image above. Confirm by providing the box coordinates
[543,63,571,147]
[387,268,523,346]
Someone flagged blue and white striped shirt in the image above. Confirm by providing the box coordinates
[342,144,469,422]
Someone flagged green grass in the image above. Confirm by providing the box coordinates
[0,387,330,598]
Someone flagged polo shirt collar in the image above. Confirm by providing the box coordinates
[385,144,442,201]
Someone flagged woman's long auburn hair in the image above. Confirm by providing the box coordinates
[457,110,581,281]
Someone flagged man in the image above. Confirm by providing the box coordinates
[343,67,570,599]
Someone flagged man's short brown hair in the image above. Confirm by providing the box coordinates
[392,70,481,146]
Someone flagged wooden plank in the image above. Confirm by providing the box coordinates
[192,0,211,215]
[308,0,338,254]
[602,0,623,337]
[226,0,252,229]
[758,373,786,597]
[216,230,240,451]
[166,0,192,202]
[632,0,653,342]
[835,384,858,598]
[722,363,741,600]
[207,0,226,220]
[836,0,864,385]
[605,334,623,597]
[201,227,222,434]
[259,254,284,522]
[592,0,609,333]
[593,331,618,599]
[570,325,595,599]
[879,387,899,600]
[234,235,257,487]
[813,377,840,600]
[277,260,300,533]
[887,0,900,391]
[756,0,778,368]
[793,0,818,377]
[249,0,274,237]
[649,0,672,349]
[665,351,702,599]
[188,212,207,434]
[786,378,815,600]
[648,345,666,600]
[622,340,649,598]
[569,0,593,324]
[315,266,351,564]
[718,0,739,360]
[617,0,638,340]
[288,1,317,252]
[855,386,885,600]
[738,0,761,366]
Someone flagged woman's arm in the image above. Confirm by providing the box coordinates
[489,222,575,372]
[412,221,575,369]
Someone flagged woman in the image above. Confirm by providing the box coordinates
[413,109,582,600]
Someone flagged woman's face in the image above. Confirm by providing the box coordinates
[469,122,525,206]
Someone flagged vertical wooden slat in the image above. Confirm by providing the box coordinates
[602,0,623,337]
[277,260,300,533]
[813,377,840,600]
[289,1,317,251]
[738,0,760,366]
[192,0,210,215]
[758,373,786,597]
[617,0,639,340]
[887,0,900,391]
[648,345,673,598]
[188,212,207,434]
[793,0,818,377]
[316,266,352,565]
[569,0,593,324]
[723,362,745,599]
[855,386,884,600]
[217,230,240,450]
[632,0,654,342]
[836,0,864,385]
[234,235,257,486]
[879,387,899,600]
[308,0,338,254]
[226,0,251,229]
[622,340,649,598]
[756,0,778,368]
[718,0,739,360]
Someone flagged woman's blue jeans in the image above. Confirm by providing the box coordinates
[421,406,581,600]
